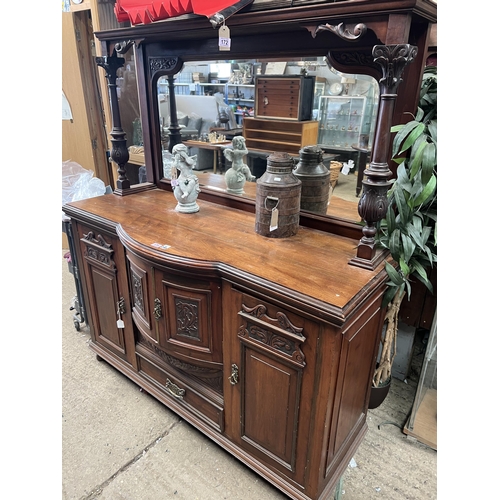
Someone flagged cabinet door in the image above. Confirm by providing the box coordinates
[75,222,135,367]
[154,269,223,364]
[224,285,319,486]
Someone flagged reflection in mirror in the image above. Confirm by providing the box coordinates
[156,57,379,223]
[115,49,147,186]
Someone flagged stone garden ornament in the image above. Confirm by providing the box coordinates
[223,136,255,195]
[171,143,200,213]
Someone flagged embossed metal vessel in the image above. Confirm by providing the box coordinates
[255,152,302,238]
[293,145,330,215]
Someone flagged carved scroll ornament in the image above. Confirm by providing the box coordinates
[312,22,367,42]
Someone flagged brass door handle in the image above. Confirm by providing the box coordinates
[117,297,126,314]
[229,363,239,385]
[154,297,162,320]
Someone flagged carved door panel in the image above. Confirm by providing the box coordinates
[75,222,135,366]
[154,270,223,364]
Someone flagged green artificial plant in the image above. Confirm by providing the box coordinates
[373,66,437,387]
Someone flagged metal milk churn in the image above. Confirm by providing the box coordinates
[293,145,330,215]
[255,152,302,238]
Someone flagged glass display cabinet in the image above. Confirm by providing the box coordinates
[317,95,371,150]
[404,313,437,450]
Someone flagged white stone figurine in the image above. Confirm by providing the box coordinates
[223,136,255,195]
[171,143,200,213]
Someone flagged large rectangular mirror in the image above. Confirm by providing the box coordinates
[154,56,379,223]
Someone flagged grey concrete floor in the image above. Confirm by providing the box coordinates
[62,252,437,500]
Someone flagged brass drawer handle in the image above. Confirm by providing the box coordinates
[165,378,185,400]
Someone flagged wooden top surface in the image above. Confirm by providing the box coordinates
[65,189,385,316]
[184,140,231,150]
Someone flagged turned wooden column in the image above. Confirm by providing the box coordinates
[166,74,182,152]
[351,44,417,269]
[149,56,184,156]
[96,49,131,194]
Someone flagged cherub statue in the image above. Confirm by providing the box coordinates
[223,136,255,195]
[171,143,200,213]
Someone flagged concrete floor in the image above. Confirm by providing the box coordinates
[62,252,437,500]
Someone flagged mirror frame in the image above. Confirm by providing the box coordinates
[95,1,436,247]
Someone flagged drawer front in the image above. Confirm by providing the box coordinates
[256,103,299,120]
[137,350,224,432]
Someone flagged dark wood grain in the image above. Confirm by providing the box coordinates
[66,190,384,314]
[64,187,388,500]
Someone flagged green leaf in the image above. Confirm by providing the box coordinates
[388,229,401,260]
[405,280,412,301]
[412,260,430,283]
[391,124,405,133]
[407,173,424,208]
[393,185,409,225]
[420,226,432,246]
[413,174,437,206]
[406,223,424,249]
[409,138,427,179]
[400,123,426,154]
[401,233,416,262]
[428,120,437,142]
[412,214,423,234]
[423,245,436,266]
[413,270,434,294]
[385,262,405,286]
[399,258,410,277]
[421,142,437,184]
[392,121,420,157]
[385,206,396,234]
[395,162,412,193]
[382,284,399,308]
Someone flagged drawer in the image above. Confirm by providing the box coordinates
[257,105,298,120]
[137,352,224,432]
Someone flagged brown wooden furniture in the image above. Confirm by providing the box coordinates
[254,75,315,121]
[243,117,319,155]
[66,2,436,499]
[64,190,387,500]
[183,140,232,173]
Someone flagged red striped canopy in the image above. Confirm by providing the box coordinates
[115,0,244,24]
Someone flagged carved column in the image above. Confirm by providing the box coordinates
[96,50,131,194]
[166,74,182,152]
[149,57,184,154]
[351,44,417,269]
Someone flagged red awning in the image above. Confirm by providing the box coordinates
[115,0,248,24]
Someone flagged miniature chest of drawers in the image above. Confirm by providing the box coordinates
[254,75,315,121]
